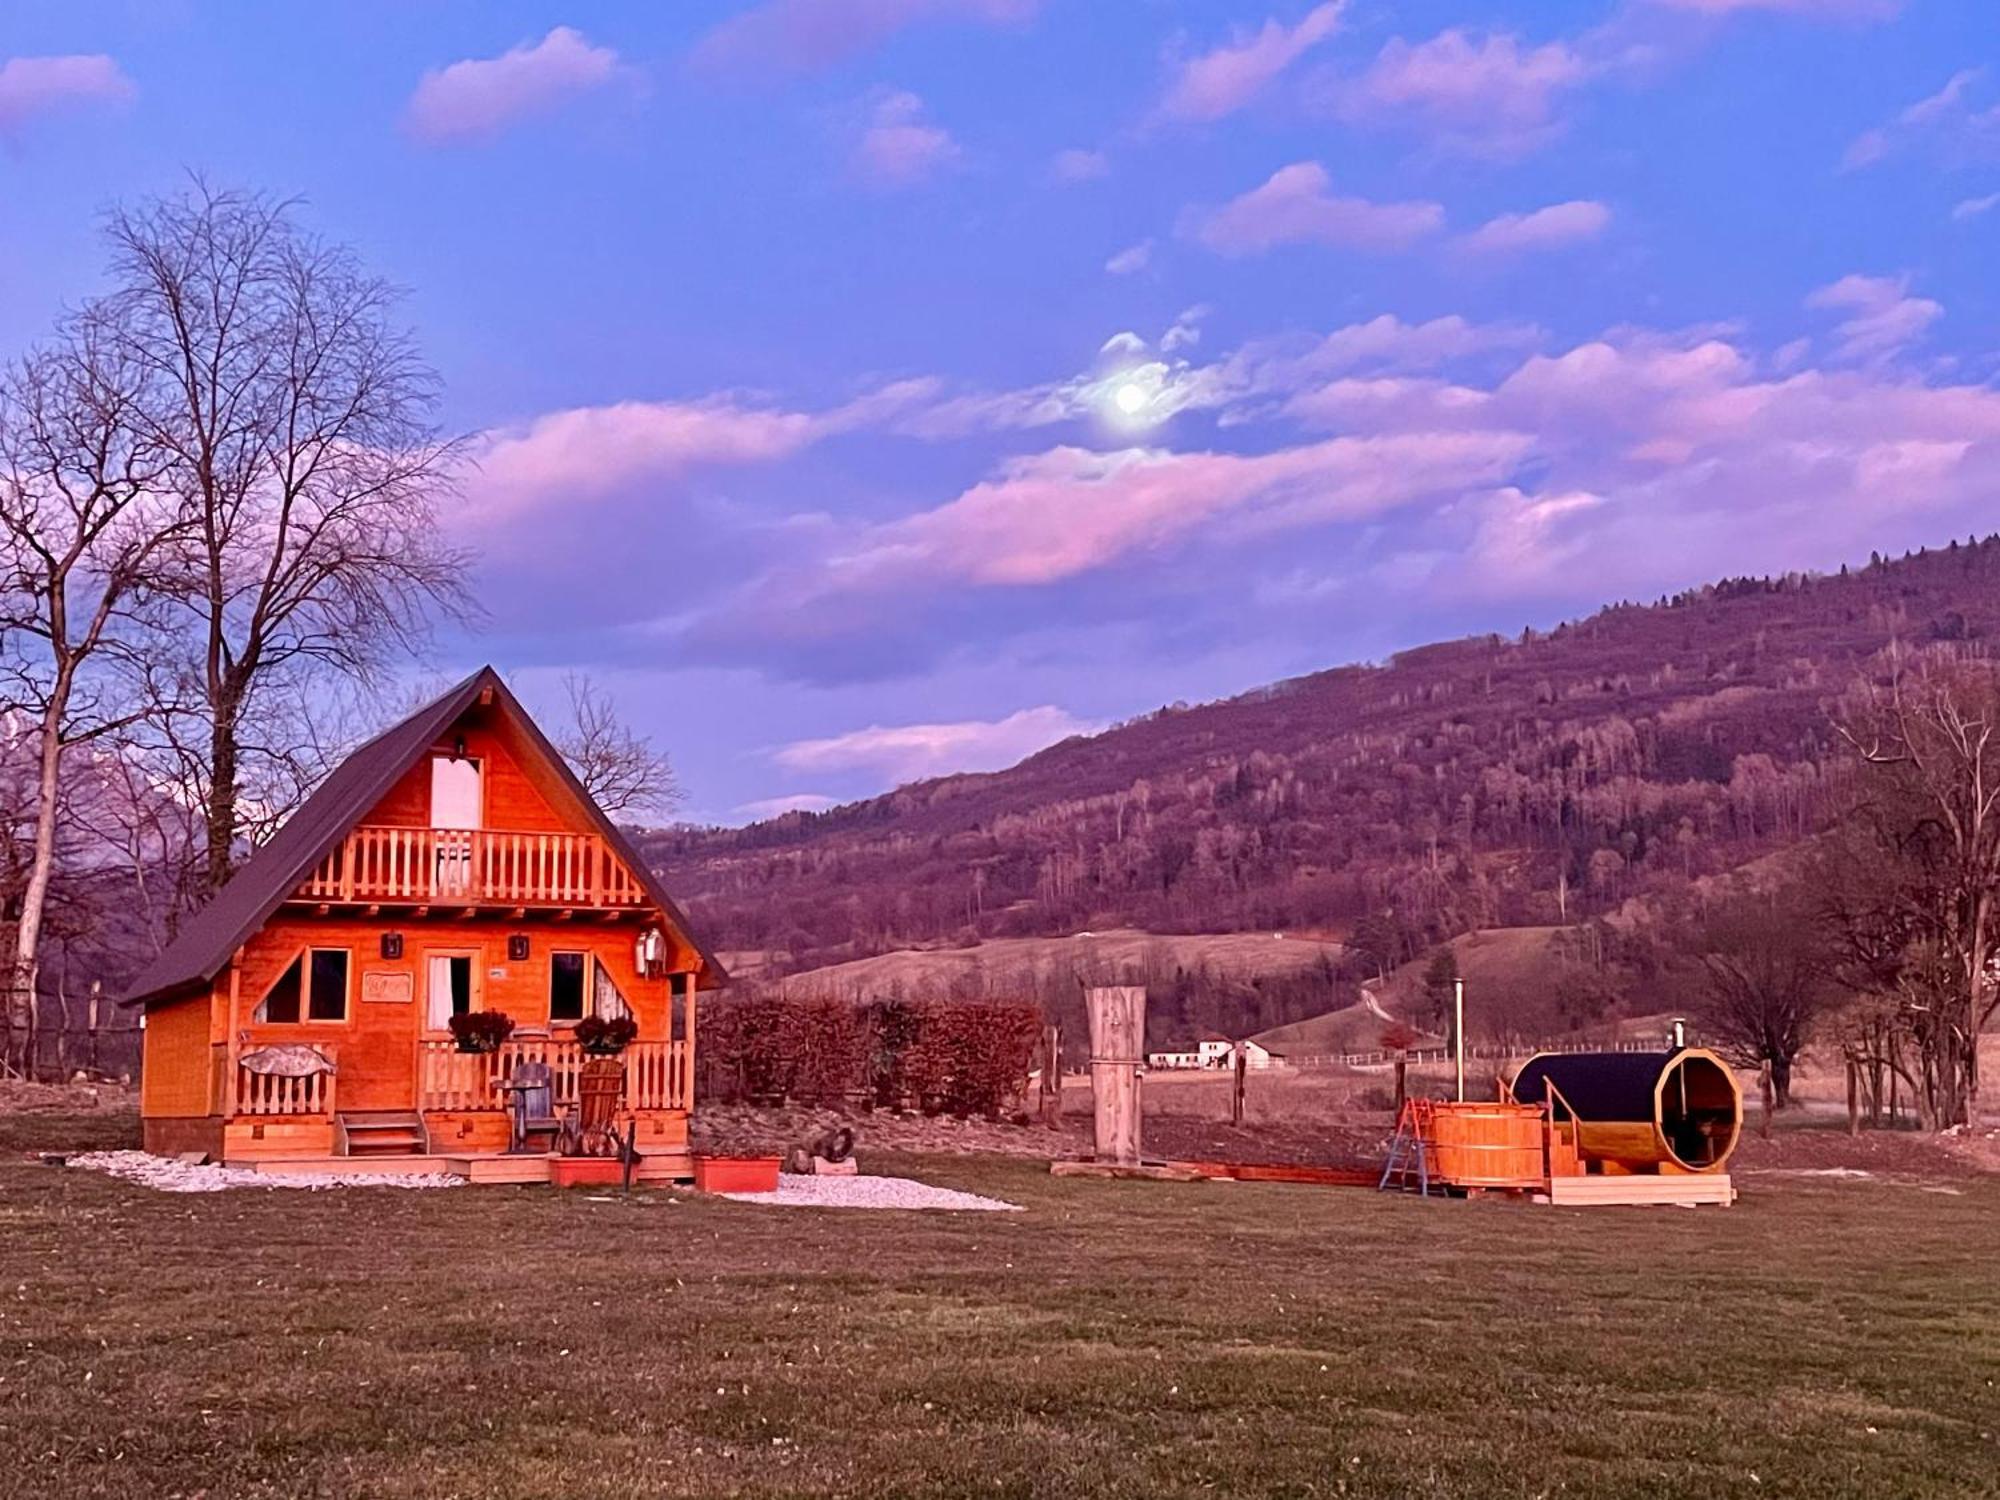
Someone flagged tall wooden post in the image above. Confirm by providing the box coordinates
[1230,1043,1247,1126]
[1085,986,1144,1166]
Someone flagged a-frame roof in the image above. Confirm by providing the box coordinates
[121,666,724,1007]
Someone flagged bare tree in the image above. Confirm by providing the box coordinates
[1830,648,2000,1130]
[554,673,684,820]
[0,309,179,1075]
[1693,884,1829,1108]
[100,181,472,891]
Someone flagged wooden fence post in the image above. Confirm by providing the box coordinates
[1230,1043,1247,1126]
[1039,1023,1063,1129]
[1084,987,1144,1166]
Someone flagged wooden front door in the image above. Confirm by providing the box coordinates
[340,974,421,1112]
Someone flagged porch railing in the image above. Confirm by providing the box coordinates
[417,1037,690,1113]
[297,826,647,908]
[234,1048,339,1117]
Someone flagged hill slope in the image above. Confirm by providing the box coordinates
[645,536,2000,978]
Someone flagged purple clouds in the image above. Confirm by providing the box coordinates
[0,54,134,136]
[849,90,962,189]
[404,27,623,144]
[1156,3,1347,123]
[1190,162,1444,254]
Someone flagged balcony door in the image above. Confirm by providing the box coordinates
[430,755,482,896]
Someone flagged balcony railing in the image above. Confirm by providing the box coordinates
[298,826,647,908]
[418,1037,690,1114]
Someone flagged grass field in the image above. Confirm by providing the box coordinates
[3,1111,1997,1500]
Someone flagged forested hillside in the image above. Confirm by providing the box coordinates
[644,537,2000,979]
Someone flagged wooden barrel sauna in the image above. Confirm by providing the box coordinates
[1421,1101,1547,1189]
[1511,1048,1741,1173]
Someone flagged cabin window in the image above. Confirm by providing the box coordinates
[592,961,632,1021]
[254,948,350,1024]
[425,953,476,1032]
[549,951,587,1021]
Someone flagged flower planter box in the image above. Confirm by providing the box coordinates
[694,1154,782,1194]
[549,1156,627,1189]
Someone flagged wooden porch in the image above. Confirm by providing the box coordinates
[221,1036,692,1172]
[219,1150,695,1185]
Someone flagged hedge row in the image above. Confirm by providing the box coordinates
[699,995,1043,1118]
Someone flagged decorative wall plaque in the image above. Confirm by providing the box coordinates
[361,970,413,1005]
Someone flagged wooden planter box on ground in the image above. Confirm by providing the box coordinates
[549,1156,627,1189]
[694,1155,781,1193]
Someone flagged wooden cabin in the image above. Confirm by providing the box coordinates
[122,667,724,1181]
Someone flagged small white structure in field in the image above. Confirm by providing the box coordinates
[1146,1049,1202,1069]
[1196,1034,1236,1067]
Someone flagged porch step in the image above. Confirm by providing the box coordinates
[338,1111,431,1157]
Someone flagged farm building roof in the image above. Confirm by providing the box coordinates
[120,666,724,1007]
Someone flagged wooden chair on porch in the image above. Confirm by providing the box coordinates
[499,1060,565,1154]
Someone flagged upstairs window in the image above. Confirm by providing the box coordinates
[254,949,350,1023]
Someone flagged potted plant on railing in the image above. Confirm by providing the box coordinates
[574,1015,638,1057]
[448,1010,517,1055]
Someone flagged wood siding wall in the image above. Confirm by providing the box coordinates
[139,992,216,1118]
[229,915,687,1114]
[366,711,569,833]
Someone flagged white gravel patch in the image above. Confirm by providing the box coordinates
[719,1173,1021,1212]
[68,1150,464,1193]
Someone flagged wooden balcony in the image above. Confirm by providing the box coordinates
[418,1037,690,1113]
[297,825,647,910]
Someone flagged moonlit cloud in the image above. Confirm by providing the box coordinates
[1459,200,1612,256]
[404,27,623,145]
[0,54,134,135]
[773,705,1097,781]
[850,90,962,189]
[1157,2,1346,123]
[1189,162,1445,256]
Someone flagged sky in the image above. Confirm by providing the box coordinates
[2,1,1998,824]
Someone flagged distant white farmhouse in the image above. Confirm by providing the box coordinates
[1147,1034,1282,1070]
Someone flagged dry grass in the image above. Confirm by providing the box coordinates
[5,1109,1998,1499]
[776,927,1342,1000]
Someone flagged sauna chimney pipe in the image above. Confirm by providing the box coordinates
[1454,976,1466,1102]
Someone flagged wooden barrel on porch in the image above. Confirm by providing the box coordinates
[1422,1101,1546,1189]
